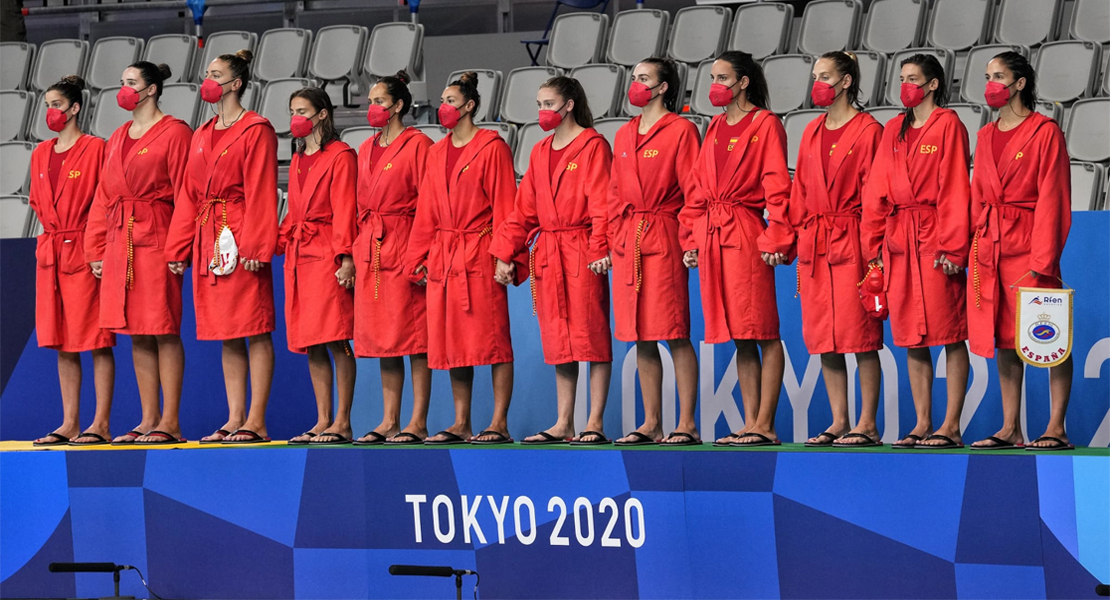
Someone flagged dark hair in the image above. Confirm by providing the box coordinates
[898,53,949,141]
[46,74,85,109]
[215,48,253,98]
[289,87,340,154]
[991,51,1037,111]
[818,50,862,109]
[447,70,481,118]
[715,51,770,111]
[375,69,413,117]
[540,75,594,128]
[127,61,172,100]
[637,57,682,112]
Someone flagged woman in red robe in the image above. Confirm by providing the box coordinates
[86,62,191,445]
[166,50,279,444]
[403,72,522,445]
[353,71,434,445]
[279,87,357,445]
[29,75,116,446]
[862,54,972,449]
[491,76,613,445]
[968,52,1073,451]
[683,51,790,447]
[608,58,700,446]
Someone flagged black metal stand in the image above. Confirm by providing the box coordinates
[97,569,136,600]
[455,572,463,600]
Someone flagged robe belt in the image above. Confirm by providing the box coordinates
[359,209,412,300]
[286,218,331,270]
[971,200,1035,309]
[438,223,493,312]
[619,205,678,292]
[525,223,591,318]
[195,197,243,277]
[39,227,85,290]
[799,209,860,276]
[887,204,936,338]
[108,196,169,290]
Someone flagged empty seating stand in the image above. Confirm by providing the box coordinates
[606,9,670,67]
[1070,161,1105,211]
[860,0,926,54]
[763,54,815,115]
[521,0,609,67]
[726,3,792,60]
[0,42,35,90]
[545,12,609,70]
[1065,98,1110,163]
[362,22,426,106]
[193,31,256,83]
[500,66,560,124]
[855,51,886,108]
[86,37,144,91]
[569,63,625,119]
[142,34,196,84]
[926,0,993,52]
[993,0,1062,47]
[0,142,34,196]
[30,39,88,92]
[514,121,547,177]
[0,90,33,142]
[668,6,730,68]
[783,109,823,172]
[1068,0,1110,44]
[161,83,203,128]
[89,87,132,139]
[796,0,862,55]
[307,25,367,110]
[255,28,313,83]
[1034,41,1102,103]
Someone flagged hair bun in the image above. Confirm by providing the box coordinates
[157,63,173,81]
[394,69,410,85]
[59,74,86,90]
[459,71,479,87]
[235,49,254,64]
[843,50,858,62]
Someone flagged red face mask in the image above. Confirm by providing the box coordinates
[366,103,393,128]
[538,104,566,132]
[45,106,70,132]
[899,82,929,108]
[708,82,738,107]
[627,81,661,108]
[810,80,842,108]
[438,103,464,129]
[200,78,230,104]
[290,114,317,138]
[984,80,1016,108]
[116,85,151,111]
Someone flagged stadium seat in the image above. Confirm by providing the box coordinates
[0,42,35,90]
[726,2,792,60]
[362,23,426,105]
[1104,59,1110,96]
[546,12,609,70]
[886,48,954,106]
[340,126,375,150]
[521,0,609,66]
[867,105,903,126]
[0,195,32,239]
[161,83,202,128]
[193,31,256,83]
[255,28,312,83]
[513,121,547,177]
[668,6,730,67]
[259,78,312,162]
[86,37,144,91]
[1068,0,1110,44]
[0,142,33,196]
[1065,97,1110,162]
[620,61,686,117]
[593,117,628,149]
[0,90,33,142]
[783,109,822,171]
[688,59,716,117]
[30,39,88,92]
[860,0,926,53]
[239,81,260,112]
[142,34,196,84]
[926,0,993,52]
[1034,41,1101,103]
[960,44,1028,104]
[855,50,886,108]
[1037,101,1064,123]
[684,114,709,139]
[477,122,518,155]
[569,63,625,119]
[606,9,670,67]
[1070,161,1104,211]
[414,124,449,143]
[307,25,368,110]
[278,188,288,222]
[444,69,502,124]
[947,103,989,158]
[796,0,862,55]
[89,86,131,139]
[500,66,560,124]
[762,54,815,115]
[993,0,1062,47]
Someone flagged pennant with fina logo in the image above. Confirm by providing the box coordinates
[1015,284,1073,368]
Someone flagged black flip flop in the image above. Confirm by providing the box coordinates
[33,432,70,447]
[67,432,109,446]
[832,432,883,448]
[729,432,781,447]
[892,434,924,449]
[424,431,468,446]
[135,430,186,445]
[199,428,233,445]
[353,431,387,446]
[520,431,568,445]
[1025,436,1074,451]
[384,432,426,446]
[111,430,145,446]
[288,432,318,446]
[569,431,611,446]
[660,431,703,446]
[470,430,513,445]
[970,436,1023,451]
[615,431,658,446]
[220,429,272,445]
[713,433,746,447]
[804,431,840,447]
[915,434,964,449]
[311,432,353,446]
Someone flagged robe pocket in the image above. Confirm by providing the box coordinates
[796,227,815,265]
[58,238,88,275]
[130,203,170,249]
[883,217,907,255]
[377,227,408,272]
[998,214,1032,258]
[464,237,491,276]
[425,241,445,282]
[825,224,857,266]
[35,235,55,268]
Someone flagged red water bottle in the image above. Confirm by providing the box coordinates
[858,262,889,320]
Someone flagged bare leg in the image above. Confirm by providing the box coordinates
[369,356,404,441]
[920,343,968,446]
[894,347,934,445]
[524,362,576,442]
[400,353,432,439]
[120,335,161,442]
[321,341,356,440]
[36,351,83,443]
[289,344,333,443]
[806,353,851,444]
[224,333,274,441]
[616,342,663,443]
[425,366,474,442]
[68,347,116,443]
[726,340,760,441]
[574,361,612,442]
[972,349,1026,447]
[473,361,513,441]
[841,349,882,444]
[731,339,785,444]
[202,338,247,441]
[1028,355,1072,448]
[147,334,185,440]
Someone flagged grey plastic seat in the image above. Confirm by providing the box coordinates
[339,126,376,150]
[668,6,730,66]
[620,61,687,117]
[861,0,925,53]
[1034,41,1101,103]
[606,9,670,67]
[307,25,368,109]
[142,34,196,84]
[727,2,792,60]
[278,189,288,223]
[569,63,625,119]
[160,83,203,128]
[1070,162,1104,211]
[960,44,1027,104]
[414,124,449,143]
[444,69,502,123]
[855,50,886,108]
[783,109,823,172]
[513,121,547,177]
[87,37,144,91]
[867,105,904,126]
[1037,101,1064,123]
[0,142,34,196]
[239,81,260,112]
[684,114,709,139]
[477,122,517,154]
[0,195,32,239]
[947,103,989,158]
[89,86,132,139]
[194,31,256,83]
[593,117,628,149]
[255,28,312,83]
[31,39,88,92]
[1069,0,1110,44]
[993,0,1061,47]
[500,66,560,124]
[886,48,954,106]
[258,78,311,137]
[0,90,33,142]
[1,42,35,90]
[926,0,993,52]
[362,23,425,105]
[688,59,716,117]
[546,12,608,70]
[796,0,862,55]
[1065,98,1110,162]
[1104,59,1110,96]
[762,54,814,115]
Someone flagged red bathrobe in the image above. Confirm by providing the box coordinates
[86,117,191,335]
[354,128,433,358]
[608,113,700,342]
[29,134,115,352]
[490,128,613,365]
[968,112,1071,358]
[403,128,523,370]
[686,110,791,343]
[166,112,279,341]
[862,108,971,348]
[760,111,884,354]
[277,141,357,353]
